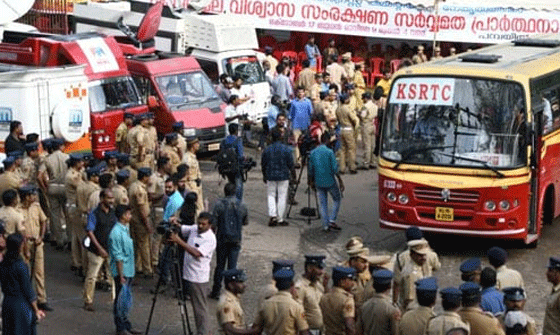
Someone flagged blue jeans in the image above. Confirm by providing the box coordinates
[235,175,244,202]
[316,184,342,229]
[114,277,133,332]
[211,241,241,295]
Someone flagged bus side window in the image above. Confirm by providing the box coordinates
[197,60,219,84]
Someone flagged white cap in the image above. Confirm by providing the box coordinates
[504,311,528,329]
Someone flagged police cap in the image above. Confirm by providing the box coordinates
[117,153,130,164]
[24,143,38,153]
[165,132,178,143]
[272,260,295,274]
[487,246,507,266]
[86,165,102,178]
[503,287,525,301]
[440,287,462,304]
[172,121,184,131]
[41,138,53,151]
[116,169,130,179]
[460,258,481,274]
[304,255,326,269]
[104,151,119,160]
[223,269,247,283]
[123,112,134,119]
[273,268,295,290]
[137,167,152,179]
[405,226,423,241]
[18,185,37,196]
[459,282,481,298]
[372,269,393,285]
[416,277,438,292]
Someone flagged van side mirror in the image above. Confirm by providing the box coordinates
[147,95,159,109]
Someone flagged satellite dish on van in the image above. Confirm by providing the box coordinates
[188,0,212,12]
[0,0,35,25]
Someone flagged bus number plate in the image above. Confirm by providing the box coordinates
[435,207,454,221]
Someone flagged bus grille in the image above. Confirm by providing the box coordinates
[199,126,226,142]
[414,187,480,203]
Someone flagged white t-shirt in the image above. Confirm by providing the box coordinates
[181,225,217,283]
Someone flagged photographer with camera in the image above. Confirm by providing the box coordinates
[218,124,245,202]
[168,212,216,335]
[209,183,248,299]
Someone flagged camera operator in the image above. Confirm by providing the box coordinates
[209,183,248,299]
[219,124,245,202]
[168,212,216,335]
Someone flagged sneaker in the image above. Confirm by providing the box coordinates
[268,217,278,227]
[328,222,342,231]
[278,220,289,226]
[38,302,53,312]
[83,303,94,312]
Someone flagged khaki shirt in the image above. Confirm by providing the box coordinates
[115,122,129,152]
[185,151,201,182]
[357,292,400,335]
[398,306,434,335]
[353,269,374,312]
[295,277,325,329]
[255,291,309,335]
[544,283,560,335]
[148,172,166,208]
[124,166,138,183]
[458,307,505,335]
[216,290,245,332]
[76,181,100,214]
[361,101,379,125]
[322,100,339,120]
[343,61,355,81]
[177,134,187,158]
[64,168,83,204]
[128,125,142,156]
[45,150,69,184]
[326,63,347,89]
[354,70,366,90]
[495,265,524,290]
[398,261,431,311]
[0,206,25,235]
[129,181,150,226]
[348,95,359,114]
[21,156,40,186]
[20,202,47,240]
[336,104,360,129]
[320,286,355,335]
[147,126,158,152]
[87,189,101,212]
[112,184,129,206]
[394,248,440,283]
[426,311,470,335]
[296,68,315,95]
[161,144,180,174]
[310,83,322,104]
[0,170,22,201]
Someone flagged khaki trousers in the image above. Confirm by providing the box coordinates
[340,129,357,172]
[48,193,67,246]
[131,222,152,274]
[83,251,115,304]
[24,241,46,304]
[362,123,376,166]
[293,129,302,163]
[69,207,87,269]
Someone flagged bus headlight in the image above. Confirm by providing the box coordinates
[484,200,496,211]
[499,200,510,211]
[97,137,103,143]
[398,194,409,205]
[184,128,196,137]
[387,192,397,202]
[104,136,110,143]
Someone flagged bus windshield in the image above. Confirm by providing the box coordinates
[155,71,219,111]
[223,56,265,84]
[89,76,142,112]
[381,77,527,169]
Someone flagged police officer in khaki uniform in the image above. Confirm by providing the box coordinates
[460,258,482,284]
[295,255,328,333]
[129,167,153,276]
[44,138,69,249]
[341,53,355,82]
[360,93,378,169]
[104,151,119,179]
[64,153,85,274]
[130,114,151,169]
[487,247,524,290]
[544,257,560,335]
[185,137,204,213]
[127,117,142,164]
[458,282,505,335]
[0,189,25,236]
[117,153,137,184]
[320,266,356,335]
[113,170,130,206]
[426,287,470,335]
[397,239,433,311]
[21,143,41,186]
[161,133,181,175]
[147,112,159,165]
[343,238,375,312]
[336,93,359,174]
[254,268,309,335]
[261,260,295,302]
[148,157,168,268]
[357,269,401,335]
[115,112,133,153]
[500,287,536,335]
[0,156,23,203]
[216,269,254,334]
[172,121,187,159]
[321,89,339,121]
[398,277,436,335]
[19,185,52,312]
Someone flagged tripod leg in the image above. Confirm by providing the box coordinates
[171,246,192,335]
[145,270,166,335]
[287,154,306,218]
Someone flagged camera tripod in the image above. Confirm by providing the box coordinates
[145,243,192,335]
[286,152,320,224]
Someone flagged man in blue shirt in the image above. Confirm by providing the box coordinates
[271,63,293,102]
[267,95,282,130]
[304,35,321,70]
[108,204,140,335]
[480,267,505,316]
[290,86,313,166]
[163,177,184,222]
[262,127,295,227]
[308,132,344,231]
[220,123,244,202]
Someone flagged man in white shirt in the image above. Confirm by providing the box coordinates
[170,212,217,335]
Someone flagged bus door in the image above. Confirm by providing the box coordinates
[529,106,543,234]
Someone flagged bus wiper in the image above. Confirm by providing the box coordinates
[394,145,454,169]
[439,152,505,178]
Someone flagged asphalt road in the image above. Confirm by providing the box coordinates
[36,146,559,334]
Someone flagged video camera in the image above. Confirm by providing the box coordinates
[156,221,181,238]
[240,157,257,182]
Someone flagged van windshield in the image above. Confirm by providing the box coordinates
[223,56,265,84]
[155,71,219,110]
[89,76,142,112]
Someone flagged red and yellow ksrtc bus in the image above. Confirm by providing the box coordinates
[378,36,560,245]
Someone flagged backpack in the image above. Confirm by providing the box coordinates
[217,138,240,180]
[217,198,242,243]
